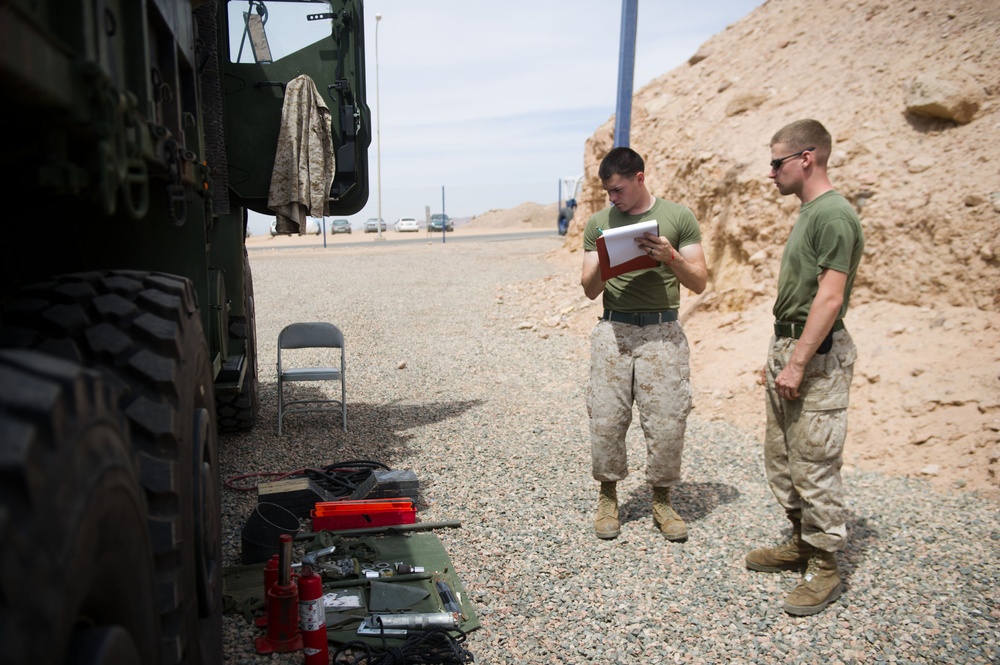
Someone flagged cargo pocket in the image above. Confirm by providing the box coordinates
[677,364,692,417]
[833,331,857,369]
[800,390,849,461]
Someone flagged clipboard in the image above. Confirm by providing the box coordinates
[596,220,659,281]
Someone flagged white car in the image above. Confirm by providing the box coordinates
[270,218,321,236]
[394,217,419,232]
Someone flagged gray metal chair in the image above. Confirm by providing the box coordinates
[276,322,346,434]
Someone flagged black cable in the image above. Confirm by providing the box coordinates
[224,459,391,494]
[331,628,475,664]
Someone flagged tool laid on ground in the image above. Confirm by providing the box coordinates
[311,498,417,531]
[255,554,280,628]
[226,529,480,654]
[435,579,463,618]
[254,534,304,654]
[361,561,393,578]
[357,612,461,637]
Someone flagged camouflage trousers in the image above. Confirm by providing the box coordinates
[588,319,692,487]
[764,328,858,553]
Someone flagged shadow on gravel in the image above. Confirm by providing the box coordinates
[243,386,485,465]
[618,481,741,526]
[840,512,879,586]
[345,398,486,451]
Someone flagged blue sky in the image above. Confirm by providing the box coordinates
[247,0,764,235]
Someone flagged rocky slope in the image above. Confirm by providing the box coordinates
[538,0,1000,498]
[570,0,999,311]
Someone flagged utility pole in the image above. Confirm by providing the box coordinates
[613,0,638,148]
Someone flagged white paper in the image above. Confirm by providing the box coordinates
[322,591,363,609]
[602,220,659,265]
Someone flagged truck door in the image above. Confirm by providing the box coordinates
[220,0,371,216]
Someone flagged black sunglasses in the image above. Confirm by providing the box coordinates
[770,147,815,172]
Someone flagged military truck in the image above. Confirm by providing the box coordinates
[0,1,370,663]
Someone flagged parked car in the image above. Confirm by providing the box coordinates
[429,213,453,232]
[364,217,386,233]
[330,219,352,234]
[395,216,419,232]
[270,217,322,236]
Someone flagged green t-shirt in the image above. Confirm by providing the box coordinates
[773,190,864,323]
[583,198,702,311]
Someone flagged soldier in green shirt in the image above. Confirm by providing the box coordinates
[580,147,707,542]
[745,119,864,616]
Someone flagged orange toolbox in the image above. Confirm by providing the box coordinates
[311,498,416,531]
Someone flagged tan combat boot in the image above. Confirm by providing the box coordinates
[782,550,843,616]
[594,481,620,539]
[745,517,811,572]
[652,487,687,541]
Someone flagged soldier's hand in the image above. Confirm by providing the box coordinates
[774,365,803,401]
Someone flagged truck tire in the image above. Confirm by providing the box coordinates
[0,350,159,665]
[0,271,223,665]
[216,247,259,432]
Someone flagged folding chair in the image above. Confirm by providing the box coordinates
[276,322,346,434]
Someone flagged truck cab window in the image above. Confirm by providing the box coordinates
[228,0,334,64]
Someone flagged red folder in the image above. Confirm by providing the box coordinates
[597,234,658,281]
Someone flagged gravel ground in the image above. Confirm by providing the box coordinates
[220,233,999,664]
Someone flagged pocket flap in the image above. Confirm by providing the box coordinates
[803,390,849,411]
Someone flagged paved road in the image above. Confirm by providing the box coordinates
[247,228,559,252]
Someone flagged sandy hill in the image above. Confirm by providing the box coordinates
[465,202,558,230]
[514,0,1000,499]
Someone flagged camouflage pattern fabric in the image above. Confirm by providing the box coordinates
[588,319,692,487]
[268,74,335,234]
[763,329,857,553]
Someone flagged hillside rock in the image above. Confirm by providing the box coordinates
[904,73,983,124]
[567,0,1000,313]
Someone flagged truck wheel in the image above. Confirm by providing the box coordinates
[0,271,223,665]
[0,350,159,665]
[216,247,259,432]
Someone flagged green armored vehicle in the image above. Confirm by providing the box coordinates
[0,1,370,663]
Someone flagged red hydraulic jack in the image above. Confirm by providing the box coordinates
[254,554,280,628]
[254,534,303,654]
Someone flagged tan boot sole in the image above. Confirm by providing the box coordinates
[594,524,620,539]
[653,518,688,542]
[783,582,843,616]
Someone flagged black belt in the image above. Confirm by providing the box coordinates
[773,319,845,339]
[602,309,678,327]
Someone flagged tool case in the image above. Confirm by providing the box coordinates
[311,498,416,531]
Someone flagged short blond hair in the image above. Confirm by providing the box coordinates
[771,119,832,165]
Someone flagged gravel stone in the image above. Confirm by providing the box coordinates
[219,235,1000,664]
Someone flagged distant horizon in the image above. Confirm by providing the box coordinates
[248,199,560,236]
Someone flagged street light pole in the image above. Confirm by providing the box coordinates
[374,12,384,240]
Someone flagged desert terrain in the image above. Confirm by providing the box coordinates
[255,188,998,502]
[254,0,1000,500]
[548,0,1000,501]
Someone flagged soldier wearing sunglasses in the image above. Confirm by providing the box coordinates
[746,119,864,616]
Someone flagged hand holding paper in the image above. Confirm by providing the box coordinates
[596,220,660,281]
